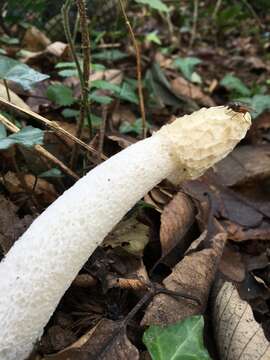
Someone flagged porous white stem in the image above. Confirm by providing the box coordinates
[0,106,251,360]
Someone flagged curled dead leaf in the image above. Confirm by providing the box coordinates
[171,76,215,107]
[141,232,227,326]
[90,69,123,85]
[0,195,33,253]
[212,280,270,360]
[1,172,57,204]
[214,145,270,187]
[22,26,51,52]
[0,83,31,110]
[160,191,195,259]
[219,246,246,282]
[43,319,139,360]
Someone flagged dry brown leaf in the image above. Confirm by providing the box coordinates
[22,26,51,52]
[43,319,139,360]
[0,83,31,110]
[90,69,123,85]
[0,194,33,253]
[225,221,270,242]
[246,56,269,71]
[52,121,89,147]
[212,280,270,360]
[171,76,215,107]
[23,42,69,65]
[247,112,270,145]
[219,246,246,282]
[141,232,227,326]
[214,145,270,187]
[107,134,134,149]
[111,106,136,128]
[150,188,172,207]
[2,172,57,203]
[160,191,195,258]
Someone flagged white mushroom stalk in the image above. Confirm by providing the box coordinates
[0,106,251,360]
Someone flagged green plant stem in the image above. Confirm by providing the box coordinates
[75,0,92,135]
[61,0,84,84]
[62,0,92,169]
[118,0,147,139]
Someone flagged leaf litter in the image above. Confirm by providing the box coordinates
[0,2,270,359]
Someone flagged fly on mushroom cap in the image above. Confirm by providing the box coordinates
[227,102,252,114]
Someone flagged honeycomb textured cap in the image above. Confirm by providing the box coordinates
[158,106,251,184]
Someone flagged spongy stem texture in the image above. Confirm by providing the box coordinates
[0,106,251,360]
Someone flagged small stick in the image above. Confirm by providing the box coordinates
[212,0,222,19]
[0,96,107,160]
[70,0,92,168]
[118,0,147,139]
[0,114,80,180]
[98,105,107,162]
[3,79,11,102]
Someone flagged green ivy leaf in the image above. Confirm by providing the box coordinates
[39,168,62,178]
[146,31,162,45]
[118,82,139,104]
[174,57,201,82]
[0,126,44,150]
[135,0,169,12]
[220,74,251,96]
[91,80,122,93]
[0,55,49,90]
[47,84,75,106]
[61,108,80,119]
[0,35,19,45]
[120,118,147,134]
[89,92,113,104]
[90,113,102,129]
[0,124,7,139]
[92,49,129,61]
[143,315,211,360]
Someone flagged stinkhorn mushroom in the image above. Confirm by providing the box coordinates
[0,106,251,360]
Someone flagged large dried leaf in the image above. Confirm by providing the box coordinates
[214,145,270,187]
[0,82,31,110]
[212,280,270,360]
[225,221,270,242]
[171,76,215,107]
[141,232,227,326]
[44,318,139,360]
[0,194,33,253]
[22,26,51,51]
[218,245,246,282]
[160,191,195,259]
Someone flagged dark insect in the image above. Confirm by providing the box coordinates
[227,102,252,114]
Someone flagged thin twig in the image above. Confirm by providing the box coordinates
[72,12,80,43]
[70,0,92,168]
[3,79,11,102]
[189,0,198,48]
[0,96,107,161]
[212,0,222,19]
[118,0,147,139]
[0,114,79,180]
[98,105,108,162]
